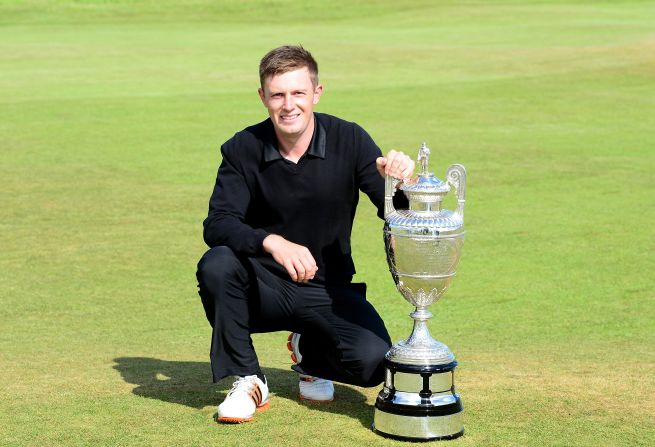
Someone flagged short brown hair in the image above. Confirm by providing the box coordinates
[259,45,319,88]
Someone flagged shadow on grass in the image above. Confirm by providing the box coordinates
[113,357,373,428]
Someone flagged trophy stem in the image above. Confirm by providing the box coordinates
[385,304,454,366]
[406,306,436,347]
[410,306,432,322]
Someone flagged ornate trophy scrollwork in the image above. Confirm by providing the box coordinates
[446,164,466,218]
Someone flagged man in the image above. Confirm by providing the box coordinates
[197,45,414,423]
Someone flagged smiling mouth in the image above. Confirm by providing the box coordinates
[280,114,300,122]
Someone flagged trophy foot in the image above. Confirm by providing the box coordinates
[372,424,464,442]
[373,360,464,441]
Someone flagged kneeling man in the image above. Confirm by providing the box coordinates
[197,45,414,423]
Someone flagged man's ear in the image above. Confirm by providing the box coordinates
[258,87,266,104]
[313,84,323,105]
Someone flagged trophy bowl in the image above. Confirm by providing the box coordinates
[385,219,464,307]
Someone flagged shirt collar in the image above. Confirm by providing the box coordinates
[263,113,326,162]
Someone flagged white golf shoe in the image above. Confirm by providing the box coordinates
[217,375,269,423]
[287,333,335,402]
[298,373,335,402]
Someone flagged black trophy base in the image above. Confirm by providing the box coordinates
[372,360,464,441]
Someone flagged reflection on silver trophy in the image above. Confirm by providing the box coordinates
[373,143,467,441]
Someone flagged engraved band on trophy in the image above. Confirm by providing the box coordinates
[372,143,467,441]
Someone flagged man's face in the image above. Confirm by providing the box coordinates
[258,67,323,141]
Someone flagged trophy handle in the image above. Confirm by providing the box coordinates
[384,174,400,218]
[446,164,466,219]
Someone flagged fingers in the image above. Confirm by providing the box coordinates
[400,159,415,179]
[282,259,299,282]
[382,150,415,180]
[283,255,317,283]
[291,255,317,283]
[264,235,317,283]
[289,252,317,283]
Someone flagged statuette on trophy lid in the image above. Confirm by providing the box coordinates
[373,142,467,441]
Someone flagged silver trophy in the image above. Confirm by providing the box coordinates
[373,143,466,441]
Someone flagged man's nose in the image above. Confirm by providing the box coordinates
[282,94,294,110]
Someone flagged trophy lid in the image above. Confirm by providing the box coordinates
[400,174,450,194]
[399,143,450,199]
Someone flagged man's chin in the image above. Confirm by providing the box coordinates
[275,123,302,136]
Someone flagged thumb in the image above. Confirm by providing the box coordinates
[376,157,387,178]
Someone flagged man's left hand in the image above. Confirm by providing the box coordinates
[376,150,415,180]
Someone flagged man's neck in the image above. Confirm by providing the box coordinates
[275,115,315,163]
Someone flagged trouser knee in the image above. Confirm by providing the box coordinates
[196,246,248,324]
[347,336,391,387]
[196,246,247,285]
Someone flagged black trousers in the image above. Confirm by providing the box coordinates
[196,246,392,387]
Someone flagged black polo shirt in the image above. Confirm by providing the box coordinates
[203,112,408,285]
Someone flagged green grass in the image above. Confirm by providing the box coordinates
[1,1,654,446]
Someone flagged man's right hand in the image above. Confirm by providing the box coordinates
[262,234,318,283]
